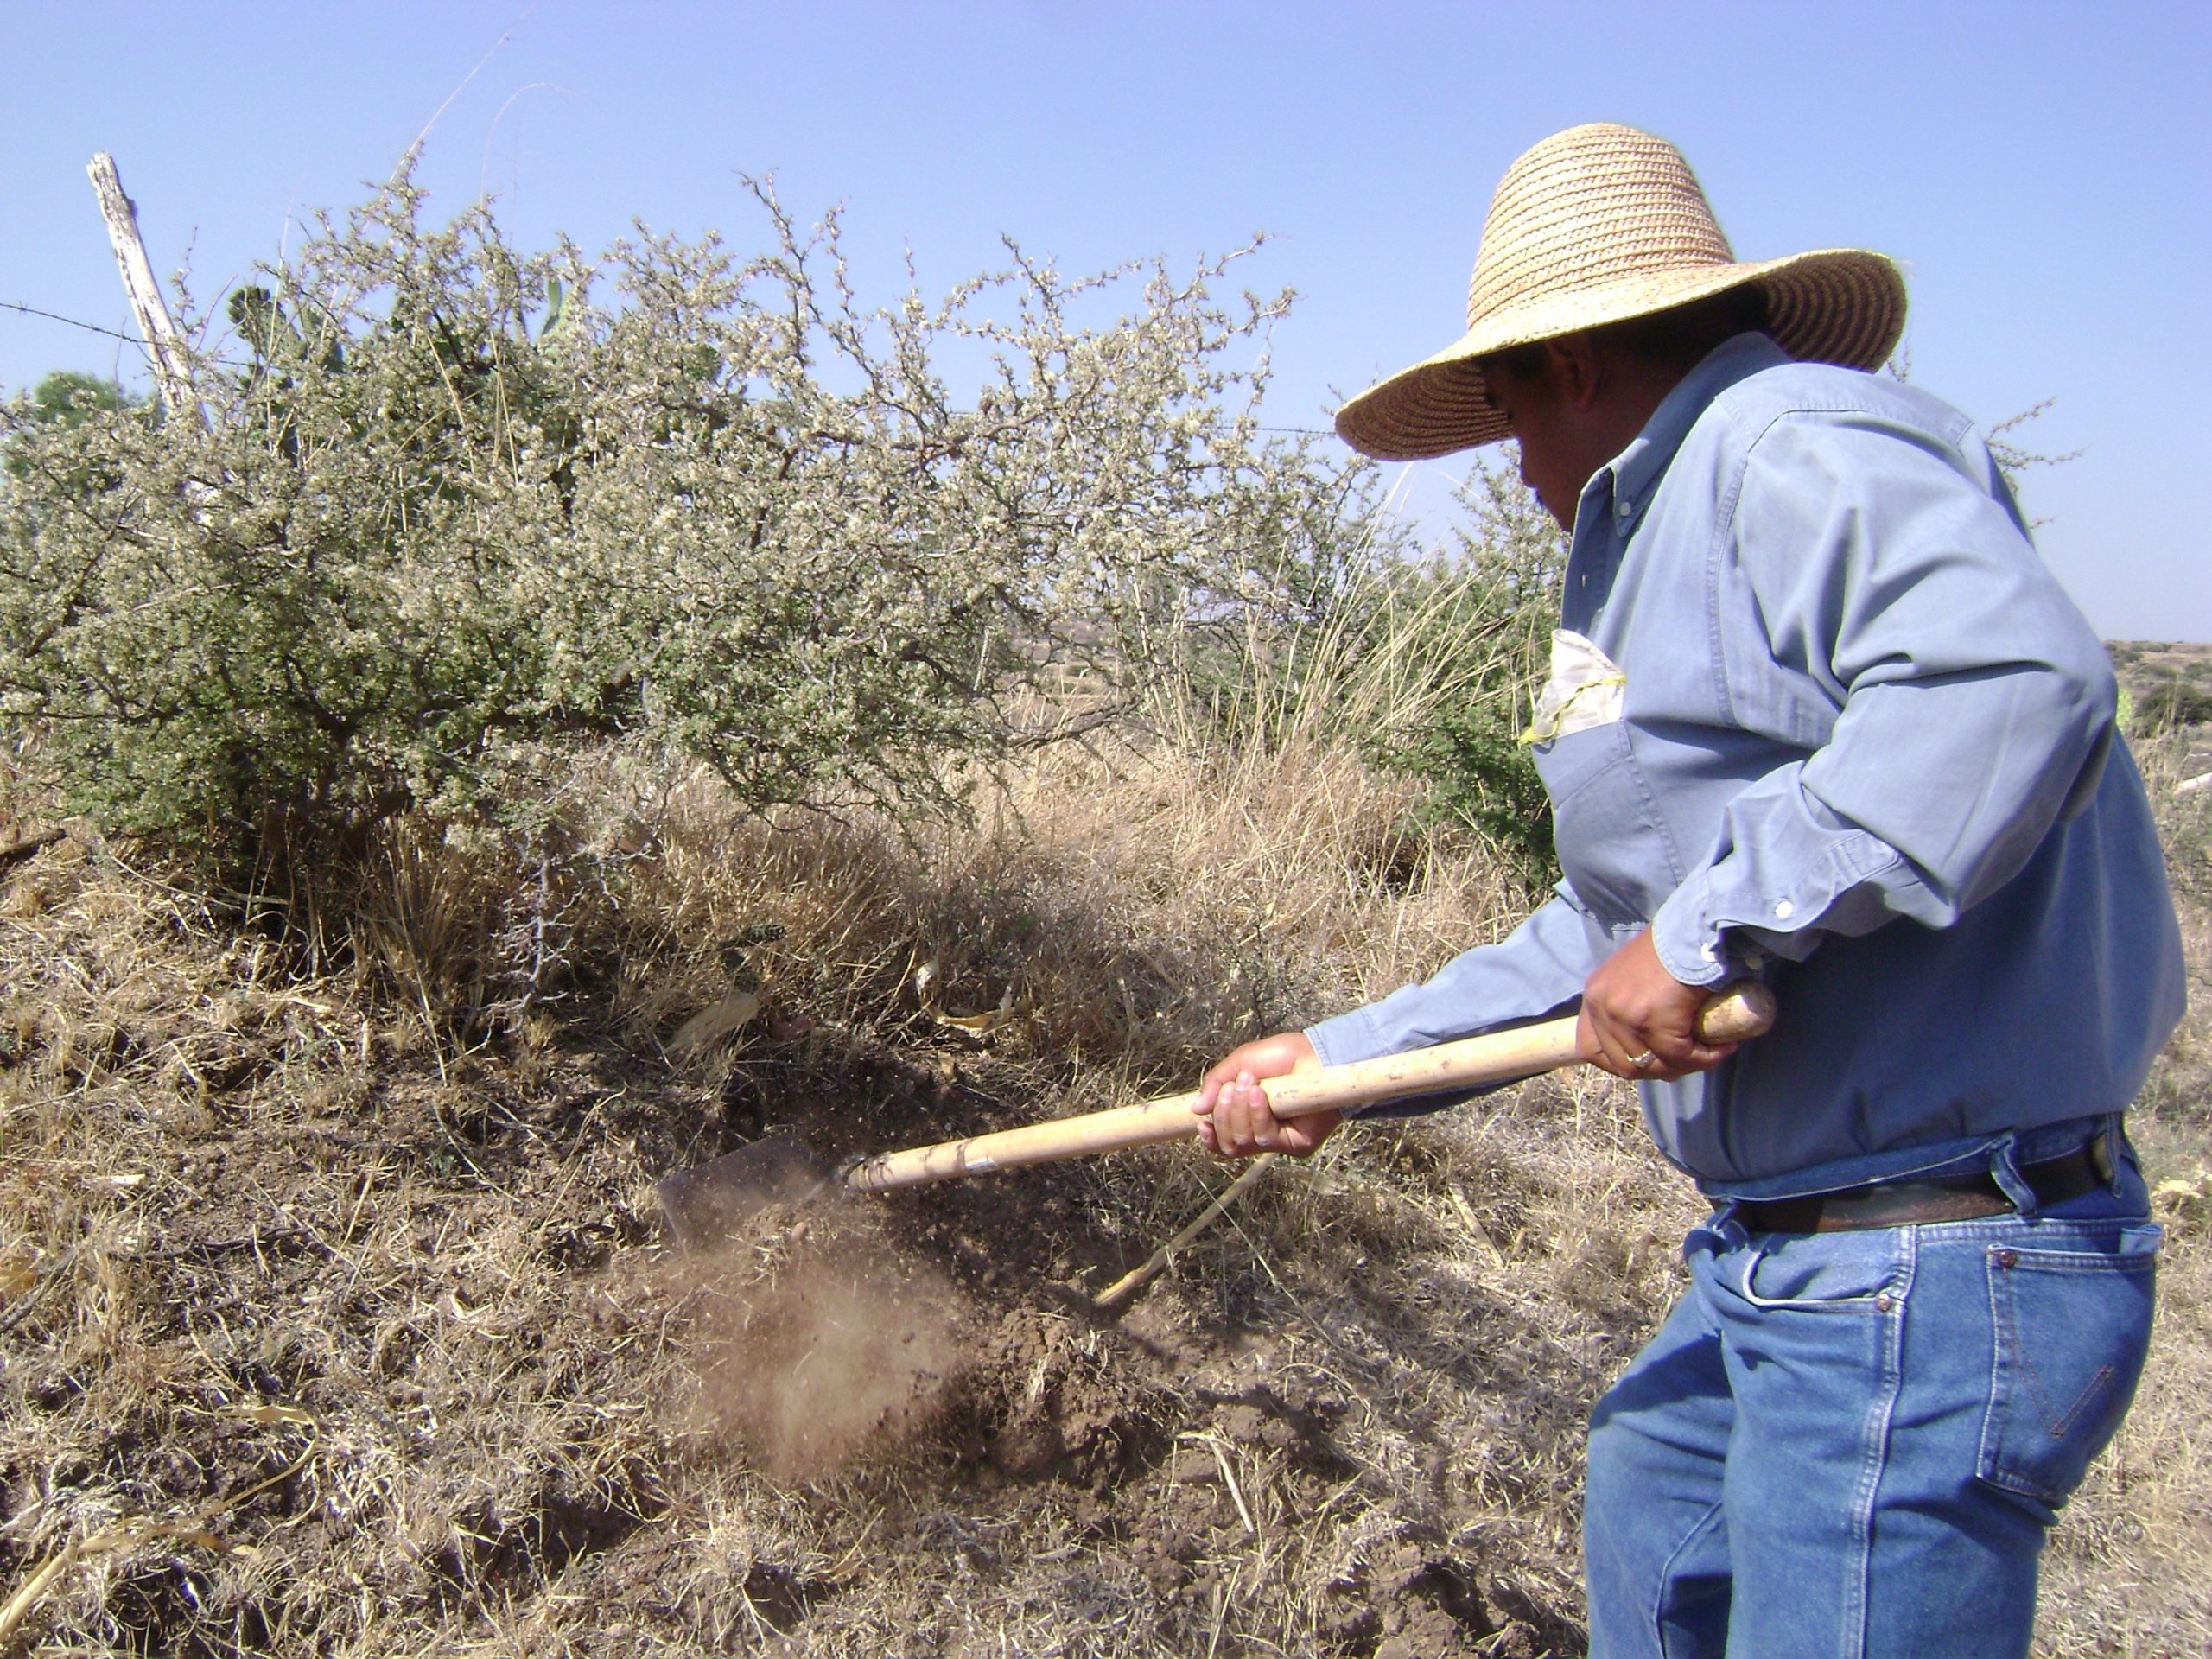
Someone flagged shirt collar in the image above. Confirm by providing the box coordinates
[1593,331,1791,522]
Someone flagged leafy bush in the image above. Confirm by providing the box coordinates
[2138,678,2212,733]
[1368,464,1566,897]
[1140,442,1567,906]
[0,174,1376,868]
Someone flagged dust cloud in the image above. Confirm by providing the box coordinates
[681,1214,966,1479]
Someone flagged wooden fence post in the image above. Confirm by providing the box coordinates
[86,152,201,425]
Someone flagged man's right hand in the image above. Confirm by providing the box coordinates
[1193,1032,1338,1159]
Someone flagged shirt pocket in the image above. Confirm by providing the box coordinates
[1975,1225,2160,1507]
[1529,718,1684,927]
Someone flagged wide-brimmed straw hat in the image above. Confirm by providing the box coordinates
[1335,123,1907,460]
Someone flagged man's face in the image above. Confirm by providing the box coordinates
[1478,353,1587,531]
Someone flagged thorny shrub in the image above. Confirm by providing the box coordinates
[0,170,1392,869]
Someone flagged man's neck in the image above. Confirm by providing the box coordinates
[1592,357,1700,462]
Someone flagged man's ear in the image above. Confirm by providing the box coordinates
[1544,332,1605,410]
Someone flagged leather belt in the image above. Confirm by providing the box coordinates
[1727,1136,2111,1235]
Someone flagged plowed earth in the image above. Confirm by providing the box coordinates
[3,994,1591,1656]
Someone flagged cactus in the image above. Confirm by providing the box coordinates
[227,286,344,373]
[537,276,569,343]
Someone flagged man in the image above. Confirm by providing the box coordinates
[1193,124,2183,1658]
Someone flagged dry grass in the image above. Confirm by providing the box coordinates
[0,721,2206,1656]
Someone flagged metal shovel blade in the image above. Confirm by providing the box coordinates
[654,1133,837,1249]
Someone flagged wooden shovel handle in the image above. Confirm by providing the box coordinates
[844,982,1774,1193]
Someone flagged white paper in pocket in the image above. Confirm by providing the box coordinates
[1522,630,1627,745]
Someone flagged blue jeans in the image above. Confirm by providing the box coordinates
[1584,1134,2160,1658]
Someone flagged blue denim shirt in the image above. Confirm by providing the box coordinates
[1309,334,2186,1198]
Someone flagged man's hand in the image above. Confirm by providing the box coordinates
[1193,1032,1337,1159]
[1580,930,1739,1081]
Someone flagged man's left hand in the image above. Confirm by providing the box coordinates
[1580,930,1740,1081]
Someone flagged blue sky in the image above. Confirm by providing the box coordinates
[5,1,2206,638]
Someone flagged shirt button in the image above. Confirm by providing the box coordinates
[1772,899,1796,920]
[1615,497,1633,519]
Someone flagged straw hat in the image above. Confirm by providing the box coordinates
[1334,123,1907,460]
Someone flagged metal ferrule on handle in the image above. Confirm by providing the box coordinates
[842,982,1774,1194]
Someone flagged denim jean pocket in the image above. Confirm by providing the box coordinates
[1735,1229,1902,1311]
[1976,1225,2161,1505]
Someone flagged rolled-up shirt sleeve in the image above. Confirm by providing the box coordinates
[1649,414,2117,987]
[1306,887,1602,1073]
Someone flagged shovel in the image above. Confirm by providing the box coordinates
[655,982,1775,1247]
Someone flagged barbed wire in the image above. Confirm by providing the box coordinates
[1,301,143,347]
